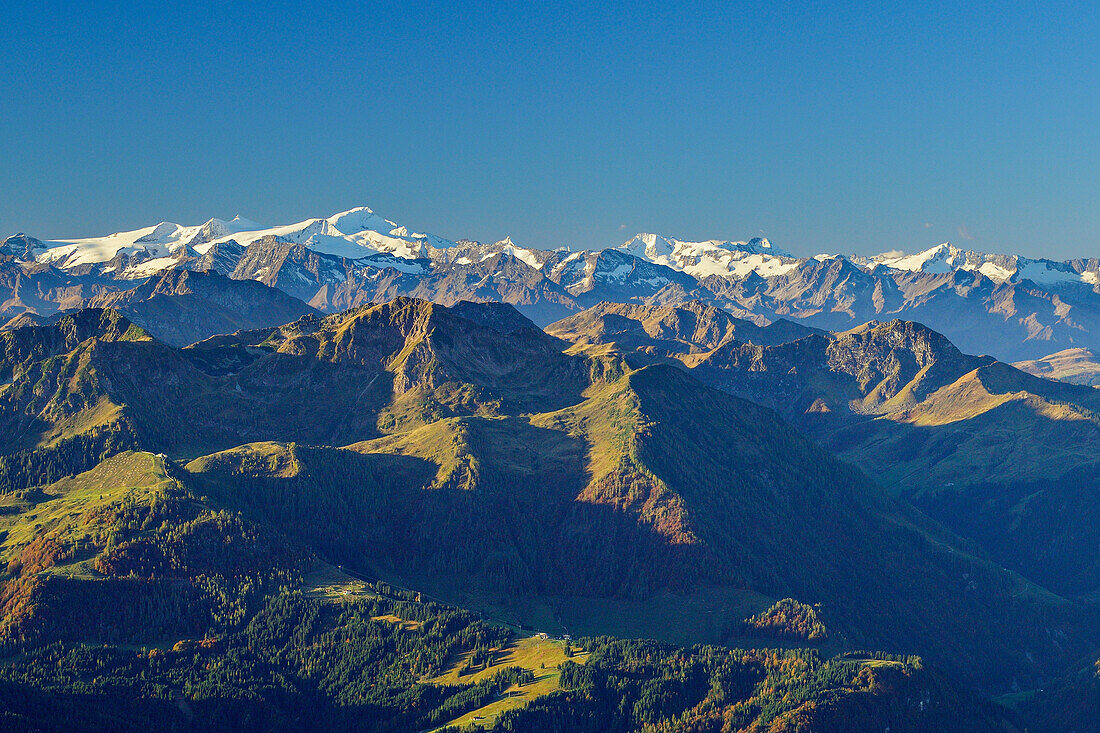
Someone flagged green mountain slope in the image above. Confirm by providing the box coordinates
[186,363,1097,689]
[0,451,305,650]
[702,322,1100,598]
[2,297,1098,727]
[0,299,596,492]
[0,451,1011,732]
[1014,346,1100,387]
[552,304,1100,599]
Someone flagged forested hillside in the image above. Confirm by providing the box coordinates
[0,451,1011,732]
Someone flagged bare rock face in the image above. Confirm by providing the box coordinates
[0,233,43,260]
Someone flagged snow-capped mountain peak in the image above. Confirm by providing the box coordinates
[615,233,797,280]
[134,222,182,244]
[324,206,397,236]
[1,206,810,283]
[857,243,1097,285]
[868,243,964,274]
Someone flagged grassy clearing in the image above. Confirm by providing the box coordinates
[371,614,422,631]
[301,564,378,600]
[429,635,589,731]
[844,657,906,669]
[303,564,597,730]
[184,441,302,478]
[349,417,478,489]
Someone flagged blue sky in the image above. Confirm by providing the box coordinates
[2,1,1098,258]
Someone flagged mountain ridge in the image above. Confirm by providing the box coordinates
[548,302,1100,598]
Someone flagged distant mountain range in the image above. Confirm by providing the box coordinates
[5,206,1100,361]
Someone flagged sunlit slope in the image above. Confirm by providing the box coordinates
[549,308,1100,598]
[186,364,1097,688]
[546,300,817,356]
[0,299,599,492]
[1014,347,1100,387]
[0,451,304,648]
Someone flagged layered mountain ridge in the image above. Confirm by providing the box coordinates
[6,206,1100,361]
[2,294,1100,729]
[548,302,1100,598]
[1,297,1091,688]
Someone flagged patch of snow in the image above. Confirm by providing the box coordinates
[305,233,380,259]
[976,261,1014,281]
[508,244,542,270]
[728,254,800,278]
[358,255,428,274]
[1014,258,1083,285]
[599,263,634,281]
[121,256,180,278]
[548,251,588,283]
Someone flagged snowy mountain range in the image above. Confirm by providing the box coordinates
[3,206,1100,361]
[8,205,1098,285]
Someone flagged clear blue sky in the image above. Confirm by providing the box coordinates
[3,1,1098,258]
